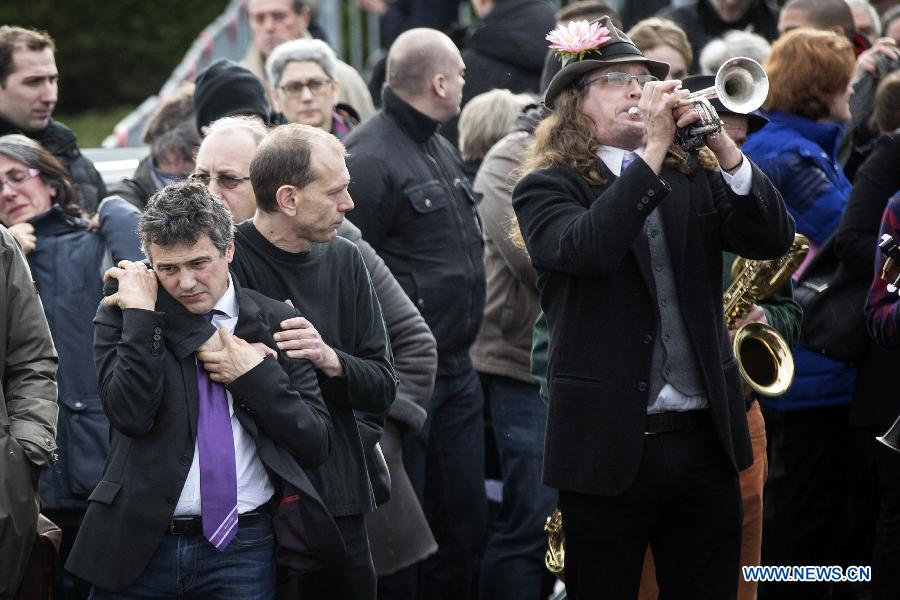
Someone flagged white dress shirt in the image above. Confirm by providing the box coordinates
[596,144,752,193]
[174,276,274,516]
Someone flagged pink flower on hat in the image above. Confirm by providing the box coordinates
[546,20,612,62]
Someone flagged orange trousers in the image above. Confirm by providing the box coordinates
[638,401,768,600]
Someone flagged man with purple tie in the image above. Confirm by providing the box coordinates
[66,182,334,598]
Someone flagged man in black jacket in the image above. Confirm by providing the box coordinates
[67,182,334,597]
[235,123,397,600]
[513,17,794,598]
[0,26,106,213]
[344,27,487,600]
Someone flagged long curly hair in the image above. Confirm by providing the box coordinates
[520,84,720,185]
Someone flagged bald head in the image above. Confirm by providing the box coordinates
[387,28,462,99]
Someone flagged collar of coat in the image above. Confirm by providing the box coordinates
[29,204,86,236]
[381,86,441,144]
[0,116,79,157]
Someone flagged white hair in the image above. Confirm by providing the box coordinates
[846,0,882,38]
[266,38,338,87]
[699,30,772,76]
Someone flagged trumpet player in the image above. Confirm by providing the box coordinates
[512,16,795,599]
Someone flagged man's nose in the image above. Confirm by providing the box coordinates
[339,191,354,213]
[178,272,197,291]
[207,178,222,197]
[42,81,57,104]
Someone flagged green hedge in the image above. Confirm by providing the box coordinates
[1,0,229,113]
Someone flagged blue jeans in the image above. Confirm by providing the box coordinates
[403,368,487,600]
[479,374,557,600]
[89,517,275,599]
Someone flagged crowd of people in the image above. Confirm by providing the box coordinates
[4,0,900,599]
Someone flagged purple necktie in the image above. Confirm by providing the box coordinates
[621,151,638,172]
[197,310,238,551]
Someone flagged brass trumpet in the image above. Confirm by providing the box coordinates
[627,56,769,152]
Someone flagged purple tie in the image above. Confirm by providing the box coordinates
[621,151,638,172]
[197,310,238,551]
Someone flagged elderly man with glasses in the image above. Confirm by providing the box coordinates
[188,117,264,223]
[266,39,360,139]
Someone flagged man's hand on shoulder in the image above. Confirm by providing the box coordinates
[101,259,157,310]
[274,313,344,378]
[198,328,264,384]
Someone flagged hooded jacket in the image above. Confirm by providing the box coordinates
[30,200,143,512]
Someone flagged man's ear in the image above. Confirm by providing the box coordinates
[432,73,448,99]
[269,86,282,113]
[275,184,298,216]
[298,6,312,30]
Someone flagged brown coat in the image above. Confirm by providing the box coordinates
[0,226,58,599]
[470,131,539,383]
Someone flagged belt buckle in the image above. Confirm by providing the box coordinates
[169,517,198,535]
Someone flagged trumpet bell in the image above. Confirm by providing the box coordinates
[877,413,900,454]
[715,56,769,115]
[733,322,794,397]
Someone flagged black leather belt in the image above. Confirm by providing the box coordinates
[169,499,273,535]
[645,409,711,435]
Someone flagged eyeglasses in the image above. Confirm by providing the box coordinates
[279,78,333,98]
[581,72,659,89]
[0,167,40,191]
[189,172,251,190]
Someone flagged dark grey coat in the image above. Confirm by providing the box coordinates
[339,221,439,575]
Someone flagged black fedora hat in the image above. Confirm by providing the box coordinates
[681,74,769,134]
[543,16,669,108]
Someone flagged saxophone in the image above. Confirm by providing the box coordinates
[543,234,809,581]
[723,233,809,397]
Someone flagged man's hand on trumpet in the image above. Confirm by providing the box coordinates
[638,79,690,173]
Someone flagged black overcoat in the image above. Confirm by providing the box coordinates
[513,156,794,495]
[66,282,338,591]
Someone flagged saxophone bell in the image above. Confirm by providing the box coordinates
[724,233,809,398]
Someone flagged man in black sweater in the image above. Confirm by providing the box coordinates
[231,123,395,600]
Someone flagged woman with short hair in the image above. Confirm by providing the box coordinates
[627,17,692,81]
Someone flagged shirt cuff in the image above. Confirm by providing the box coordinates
[720,154,752,196]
